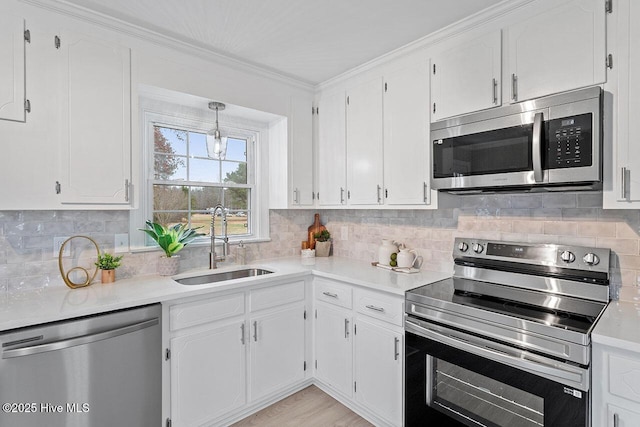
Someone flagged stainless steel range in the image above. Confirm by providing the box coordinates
[404,238,611,427]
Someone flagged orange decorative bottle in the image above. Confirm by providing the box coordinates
[307,213,326,250]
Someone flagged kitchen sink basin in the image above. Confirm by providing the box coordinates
[175,268,274,286]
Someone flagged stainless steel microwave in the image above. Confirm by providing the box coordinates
[431,86,602,193]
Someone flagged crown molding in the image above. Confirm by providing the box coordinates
[20,0,316,92]
[317,0,536,91]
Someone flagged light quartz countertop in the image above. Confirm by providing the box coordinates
[592,300,640,354]
[0,256,450,332]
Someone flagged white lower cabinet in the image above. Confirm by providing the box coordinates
[170,319,247,426]
[354,318,403,426]
[315,303,353,398]
[593,342,640,427]
[168,280,308,426]
[314,278,404,426]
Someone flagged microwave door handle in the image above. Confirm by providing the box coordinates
[532,112,544,183]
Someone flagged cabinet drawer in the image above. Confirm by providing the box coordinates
[314,278,352,309]
[170,293,245,331]
[610,354,640,403]
[354,288,404,326]
[250,281,305,312]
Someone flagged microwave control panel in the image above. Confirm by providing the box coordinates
[546,113,592,169]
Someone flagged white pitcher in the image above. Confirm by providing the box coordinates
[378,239,398,266]
[397,248,423,269]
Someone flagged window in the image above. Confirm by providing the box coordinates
[151,125,254,239]
[130,93,274,253]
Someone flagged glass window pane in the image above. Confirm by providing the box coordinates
[223,162,247,184]
[189,158,221,183]
[153,185,189,211]
[155,126,187,155]
[224,188,249,211]
[154,154,186,180]
[152,212,186,229]
[190,187,223,211]
[189,131,208,158]
[225,138,247,162]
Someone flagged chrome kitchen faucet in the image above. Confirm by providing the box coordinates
[209,204,229,269]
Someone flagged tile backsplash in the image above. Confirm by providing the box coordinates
[2,191,640,302]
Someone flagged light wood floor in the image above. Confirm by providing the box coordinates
[231,385,374,427]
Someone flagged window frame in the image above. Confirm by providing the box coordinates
[130,102,271,253]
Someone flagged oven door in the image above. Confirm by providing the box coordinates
[405,317,589,427]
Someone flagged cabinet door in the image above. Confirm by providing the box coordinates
[170,321,246,426]
[57,30,131,205]
[431,30,501,120]
[290,95,314,206]
[607,0,640,204]
[383,61,432,206]
[250,304,305,400]
[317,91,347,206]
[607,404,640,427]
[354,318,402,426]
[315,304,353,397]
[507,0,606,103]
[0,14,26,123]
[346,78,384,205]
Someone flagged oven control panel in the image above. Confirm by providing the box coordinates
[454,237,609,273]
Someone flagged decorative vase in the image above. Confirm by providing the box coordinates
[158,255,180,276]
[378,239,398,266]
[307,213,326,250]
[101,269,116,284]
[315,241,331,257]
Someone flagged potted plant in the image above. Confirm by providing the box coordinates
[95,252,123,284]
[314,229,332,257]
[139,220,205,276]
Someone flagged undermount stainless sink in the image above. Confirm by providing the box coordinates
[175,268,274,286]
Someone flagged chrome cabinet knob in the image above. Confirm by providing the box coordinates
[472,243,484,253]
[458,242,469,252]
[583,253,600,266]
[560,250,576,263]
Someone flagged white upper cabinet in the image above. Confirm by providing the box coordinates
[317,90,347,206]
[0,14,26,123]
[346,78,384,205]
[431,30,501,121]
[289,94,314,206]
[507,0,606,103]
[57,30,131,205]
[603,0,640,207]
[383,61,433,206]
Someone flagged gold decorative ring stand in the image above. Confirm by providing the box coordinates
[58,236,99,289]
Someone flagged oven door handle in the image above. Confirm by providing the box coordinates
[405,319,587,390]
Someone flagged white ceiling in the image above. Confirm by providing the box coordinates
[62,0,504,85]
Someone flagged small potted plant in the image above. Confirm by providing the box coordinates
[95,252,123,284]
[139,220,204,276]
[314,229,332,257]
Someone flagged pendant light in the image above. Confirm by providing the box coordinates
[206,101,227,159]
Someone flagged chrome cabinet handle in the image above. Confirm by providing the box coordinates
[621,167,628,200]
[492,78,498,104]
[511,73,518,101]
[394,337,400,360]
[240,323,245,345]
[344,319,350,339]
[423,182,428,204]
[2,318,158,359]
[614,413,619,427]
[322,291,338,298]
[532,112,544,183]
[365,304,385,313]
[377,185,382,204]
[253,321,258,342]
[293,188,299,204]
[340,187,345,204]
[125,179,130,202]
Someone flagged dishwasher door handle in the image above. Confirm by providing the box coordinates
[2,318,159,359]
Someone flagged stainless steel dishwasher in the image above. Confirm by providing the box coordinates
[0,304,161,427]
